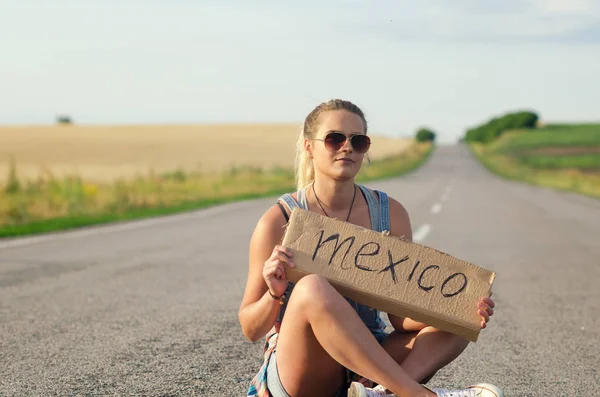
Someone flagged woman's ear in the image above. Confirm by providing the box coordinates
[304,138,313,159]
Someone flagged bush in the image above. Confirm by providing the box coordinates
[415,128,436,142]
[56,114,73,125]
[464,110,539,143]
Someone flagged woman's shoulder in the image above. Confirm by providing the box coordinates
[253,191,298,235]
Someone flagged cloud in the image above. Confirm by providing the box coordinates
[329,0,600,43]
[530,0,598,14]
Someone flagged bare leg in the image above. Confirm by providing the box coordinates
[275,274,434,397]
[379,327,470,385]
[354,330,419,389]
[400,327,469,382]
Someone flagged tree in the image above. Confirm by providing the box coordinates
[56,114,73,125]
[415,128,436,142]
[463,110,539,143]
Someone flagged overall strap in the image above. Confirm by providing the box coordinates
[277,189,309,223]
[358,184,380,231]
[279,193,301,212]
[376,190,390,233]
[297,186,309,209]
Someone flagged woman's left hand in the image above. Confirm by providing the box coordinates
[478,294,495,329]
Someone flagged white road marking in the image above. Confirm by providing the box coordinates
[431,203,442,214]
[441,181,453,201]
[413,224,431,243]
[0,200,255,250]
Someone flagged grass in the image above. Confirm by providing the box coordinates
[489,124,600,153]
[519,154,600,170]
[469,123,600,199]
[0,142,434,238]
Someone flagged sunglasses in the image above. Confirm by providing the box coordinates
[314,132,371,153]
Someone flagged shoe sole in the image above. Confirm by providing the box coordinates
[348,382,366,397]
[468,383,504,397]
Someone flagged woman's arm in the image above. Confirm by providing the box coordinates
[238,205,291,342]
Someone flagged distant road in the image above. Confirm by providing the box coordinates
[1,144,598,396]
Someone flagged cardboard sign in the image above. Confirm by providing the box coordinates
[281,207,496,342]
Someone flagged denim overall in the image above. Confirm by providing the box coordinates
[276,183,390,342]
[247,183,391,397]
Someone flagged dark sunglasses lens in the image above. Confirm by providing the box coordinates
[324,132,347,151]
[351,135,370,153]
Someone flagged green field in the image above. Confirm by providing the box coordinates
[518,154,600,170]
[490,123,600,151]
[470,123,600,198]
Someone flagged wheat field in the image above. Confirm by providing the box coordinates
[0,124,414,183]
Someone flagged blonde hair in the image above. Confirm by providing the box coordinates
[294,99,368,191]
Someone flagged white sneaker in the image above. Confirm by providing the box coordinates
[432,383,504,397]
[348,381,395,397]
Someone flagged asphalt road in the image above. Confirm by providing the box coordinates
[1,144,598,396]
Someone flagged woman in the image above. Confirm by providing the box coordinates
[238,99,501,397]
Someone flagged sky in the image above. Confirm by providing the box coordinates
[1,0,599,143]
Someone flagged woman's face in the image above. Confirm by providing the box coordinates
[307,110,369,182]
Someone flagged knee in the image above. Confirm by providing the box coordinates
[289,274,337,310]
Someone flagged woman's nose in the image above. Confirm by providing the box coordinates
[340,137,353,152]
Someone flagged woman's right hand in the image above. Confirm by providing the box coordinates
[263,245,295,298]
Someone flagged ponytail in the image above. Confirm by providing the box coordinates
[294,126,315,192]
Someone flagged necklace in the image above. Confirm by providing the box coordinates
[312,183,356,222]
